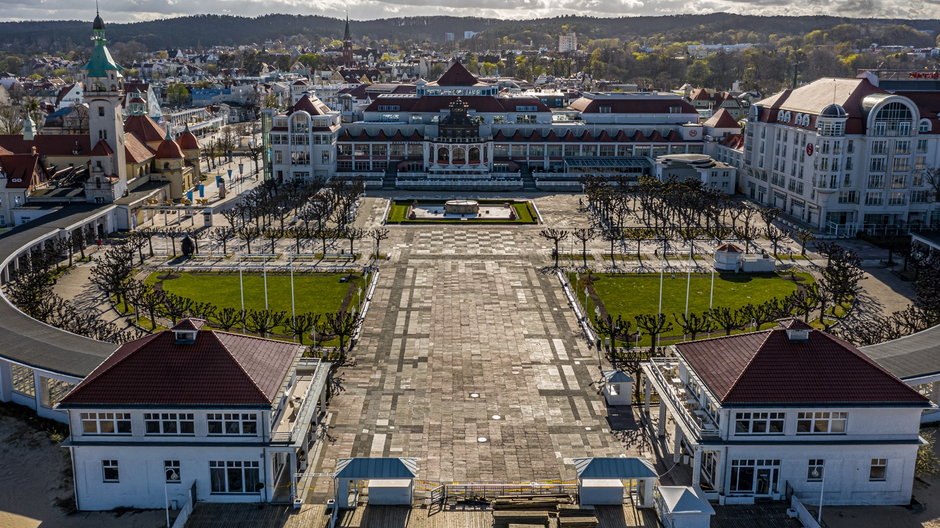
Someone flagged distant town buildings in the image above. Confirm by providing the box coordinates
[558,33,578,53]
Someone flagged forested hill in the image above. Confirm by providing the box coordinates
[3,13,939,53]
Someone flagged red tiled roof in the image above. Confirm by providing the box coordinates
[675,326,929,405]
[720,134,744,149]
[430,61,480,86]
[90,139,114,157]
[715,243,742,252]
[59,324,303,406]
[0,134,90,157]
[690,88,711,101]
[569,97,697,115]
[124,114,166,144]
[1,153,44,189]
[364,95,548,114]
[703,108,740,129]
[289,94,331,116]
[173,318,207,331]
[177,129,199,150]
[756,78,885,134]
[155,138,184,159]
[124,133,154,164]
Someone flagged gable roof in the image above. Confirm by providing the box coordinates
[124,114,166,144]
[334,458,418,479]
[124,132,154,164]
[657,486,715,515]
[289,94,332,116]
[90,139,113,157]
[0,153,44,189]
[430,61,480,86]
[703,108,740,129]
[574,457,657,479]
[58,323,303,407]
[674,324,930,406]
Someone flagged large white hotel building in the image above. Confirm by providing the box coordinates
[742,72,940,234]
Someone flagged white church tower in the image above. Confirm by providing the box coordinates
[82,9,128,202]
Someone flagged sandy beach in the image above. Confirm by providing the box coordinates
[0,410,167,528]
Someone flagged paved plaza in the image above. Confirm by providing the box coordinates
[311,202,642,495]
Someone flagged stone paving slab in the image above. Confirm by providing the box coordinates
[312,227,637,495]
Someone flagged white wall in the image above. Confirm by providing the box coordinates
[71,445,269,510]
[721,443,918,505]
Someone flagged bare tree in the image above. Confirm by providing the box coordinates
[707,306,747,335]
[325,310,362,355]
[673,312,713,340]
[216,307,244,331]
[572,228,596,268]
[793,228,815,256]
[245,309,286,338]
[343,227,365,257]
[539,228,569,269]
[369,228,390,260]
[284,312,319,344]
[634,313,674,355]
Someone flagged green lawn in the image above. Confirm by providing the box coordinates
[147,270,363,315]
[387,199,538,224]
[571,271,814,345]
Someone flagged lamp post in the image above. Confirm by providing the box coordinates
[812,466,825,524]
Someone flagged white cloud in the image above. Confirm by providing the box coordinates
[0,0,935,22]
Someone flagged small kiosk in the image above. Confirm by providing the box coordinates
[333,457,417,509]
[601,370,633,406]
[574,457,658,508]
[654,486,715,528]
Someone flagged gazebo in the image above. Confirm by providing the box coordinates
[574,457,658,508]
[333,457,418,509]
[713,243,743,271]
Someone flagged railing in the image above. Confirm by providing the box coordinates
[443,481,577,500]
[169,480,197,528]
[271,361,327,445]
[646,359,720,441]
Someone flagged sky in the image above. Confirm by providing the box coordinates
[1,0,939,23]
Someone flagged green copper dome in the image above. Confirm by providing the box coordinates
[82,13,123,79]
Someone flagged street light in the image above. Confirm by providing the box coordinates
[811,466,825,524]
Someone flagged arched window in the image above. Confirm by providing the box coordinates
[437,147,448,163]
[469,147,480,163]
[453,148,465,163]
[919,119,932,133]
[873,102,914,136]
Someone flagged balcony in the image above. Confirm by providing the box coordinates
[642,358,720,442]
[271,358,328,446]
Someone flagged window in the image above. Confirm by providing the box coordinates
[207,413,258,435]
[81,412,132,435]
[209,461,261,494]
[895,140,910,154]
[889,192,906,206]
[102,460,120,482]
[871,140,887,154]
[865,192,883,206]
[868,174,884,188]
[734,412,785,434]
[869,459,887,481]
[165,460,181,483]
[807,459,825,482]
[797,412,847,434]
[144,413,195,435]
[98,107,105,117]
[10,364,35,397]
[870,158,886,171]
[917,139,928,153]
[893,157,910,172]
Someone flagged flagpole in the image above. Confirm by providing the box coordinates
[658,268,663,315]
[685,244,692,316]
[290,263,296,319]
[709,267,715,309]
[263,263,268,310]
[239,263,245,333]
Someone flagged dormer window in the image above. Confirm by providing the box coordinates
[786,329,810,342]
[174,330,197,344]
